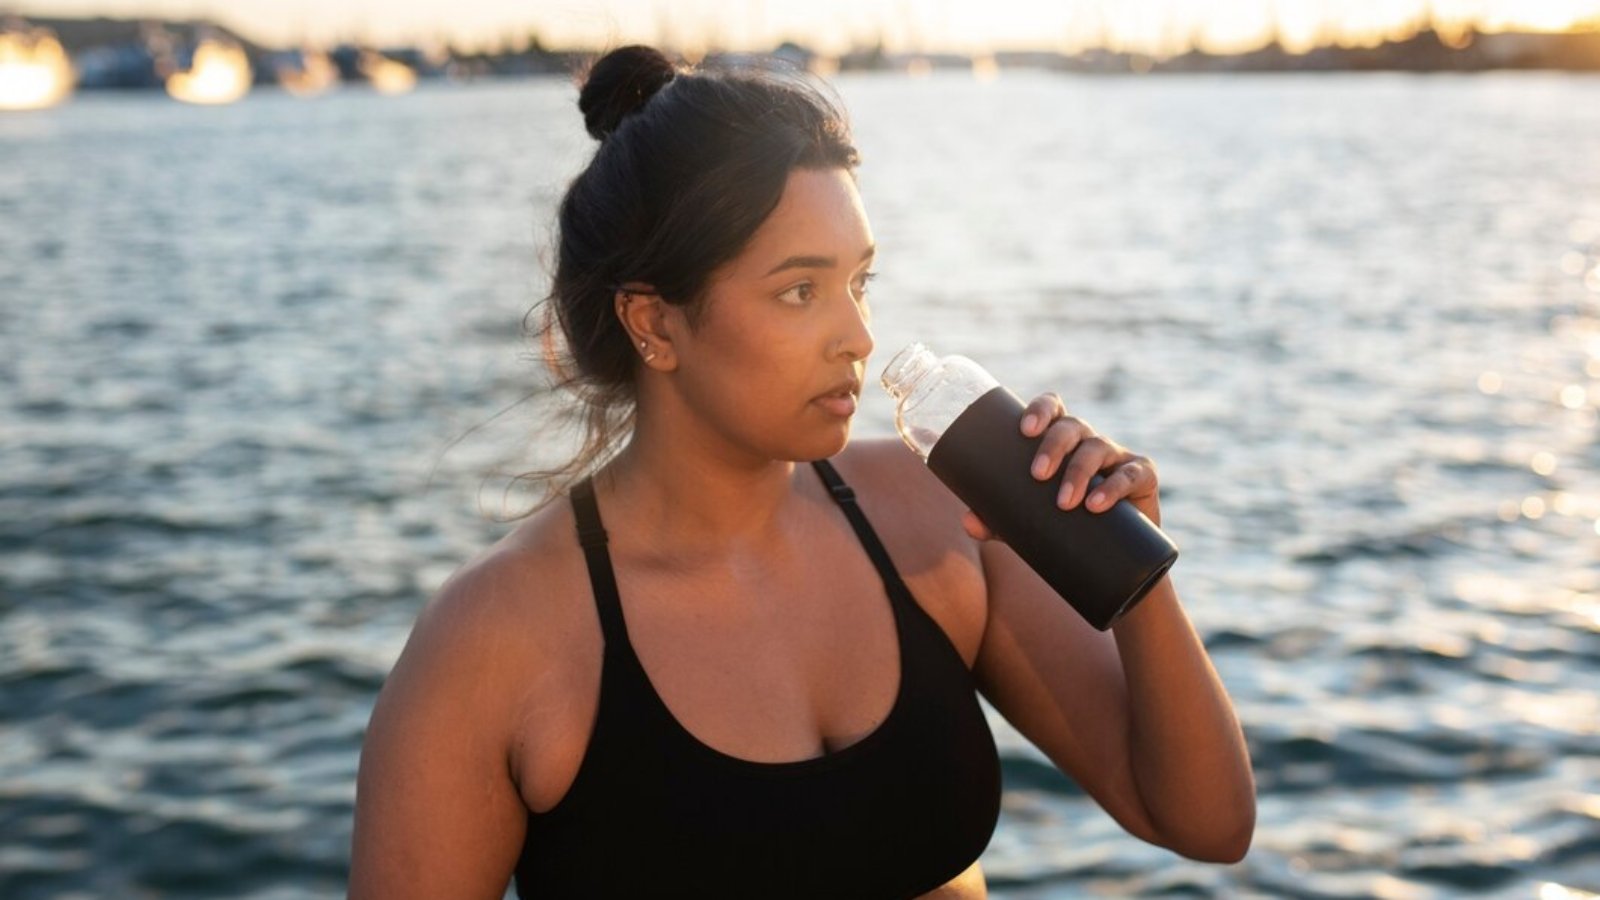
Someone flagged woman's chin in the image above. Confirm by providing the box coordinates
[778,423,852,462]
[810,422,853,458]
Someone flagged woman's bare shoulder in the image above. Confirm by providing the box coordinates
[833,436,968,519]
[832,437,990,665]
[353,497,595,894]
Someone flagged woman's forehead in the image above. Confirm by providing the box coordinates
[741,169,873,268]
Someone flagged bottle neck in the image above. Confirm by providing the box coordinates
[881,342,937,403]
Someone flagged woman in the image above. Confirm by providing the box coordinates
[351,45,1255,898]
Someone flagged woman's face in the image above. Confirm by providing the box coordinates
[668,166,876,463]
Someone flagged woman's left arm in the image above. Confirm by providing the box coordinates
[967,392,1256,863]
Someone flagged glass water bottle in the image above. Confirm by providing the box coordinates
[881,342,1179,631]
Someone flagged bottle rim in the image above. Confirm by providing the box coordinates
[879,341,933,401]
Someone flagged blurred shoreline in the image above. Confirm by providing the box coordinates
[9,13,1600,99]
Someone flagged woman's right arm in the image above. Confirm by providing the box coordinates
[350,560,534,898]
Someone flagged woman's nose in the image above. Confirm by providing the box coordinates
[831,296,874,362]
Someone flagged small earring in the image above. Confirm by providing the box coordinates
[639,340,657,363]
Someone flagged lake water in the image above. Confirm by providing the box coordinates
[3,70,1599,898]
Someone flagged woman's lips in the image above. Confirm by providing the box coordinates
[813,392,857,417]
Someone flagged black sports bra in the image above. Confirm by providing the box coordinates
[514,458,1002,898]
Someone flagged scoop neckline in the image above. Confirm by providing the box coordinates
[599,460,914,775]
[626,583,910,775]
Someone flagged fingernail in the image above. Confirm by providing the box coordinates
[1031,454,1047,478]
[1087,491,1105,509]
[1021,414,1037,434]
[1058,486,1074,509]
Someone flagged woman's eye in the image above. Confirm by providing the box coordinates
[777,282,815,306]
[777,272,877,307]
[854,271,878,298]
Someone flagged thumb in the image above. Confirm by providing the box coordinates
[961,509,994,542]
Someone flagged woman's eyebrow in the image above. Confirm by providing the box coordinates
[764,244,876,277]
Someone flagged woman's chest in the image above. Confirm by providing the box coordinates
[513,513,988,813]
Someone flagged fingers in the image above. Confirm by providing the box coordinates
[1018,392,1067,438]
[1015,392,1154,514]
[1028,415,1092,481]
[1084,458,1151,512]
[1056,436,1119,510]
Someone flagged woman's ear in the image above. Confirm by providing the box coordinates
[615,287,678,371]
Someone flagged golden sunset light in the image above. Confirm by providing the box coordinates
[0,23,73,110]
[165,37,251,104]
[11,0,1600,56]
[358,50,417,95]
[276,48,338,97]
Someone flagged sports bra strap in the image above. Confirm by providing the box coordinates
[570,461,905,649]
[809,459,904,594]
[569,477,629,647]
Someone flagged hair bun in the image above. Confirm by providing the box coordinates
[579,45,678,141]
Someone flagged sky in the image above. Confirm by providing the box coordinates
[11,0,1600,54]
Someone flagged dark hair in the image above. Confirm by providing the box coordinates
[512,45,861,511]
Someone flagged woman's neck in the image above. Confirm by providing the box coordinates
[597,425,810,563]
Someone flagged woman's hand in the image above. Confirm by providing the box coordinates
[962,394,1255,863]
[960,391,1163,541]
